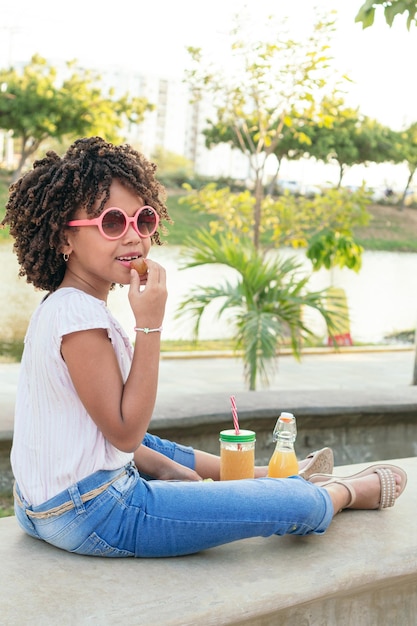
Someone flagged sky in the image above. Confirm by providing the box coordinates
[2,0,417,130]
[1,0,417,191]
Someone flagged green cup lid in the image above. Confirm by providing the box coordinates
[219,429,256,442]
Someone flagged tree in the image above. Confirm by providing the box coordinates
[269,108,316,193]
[356,0,417,28]
[390,124,417,208]
[185,12,343,250]
[178,13,370,390]
[177,231,345,390]
[203,106,314,195]
[178,185,369,389]
[181,184,371,263]
[309,104,363,187]
[306,98,396,187]
[0,55,154,180]
[354,1,417,386]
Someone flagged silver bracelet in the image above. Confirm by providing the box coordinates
[134,326,163,334]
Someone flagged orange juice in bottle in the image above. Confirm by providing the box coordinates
[267,412,299,478]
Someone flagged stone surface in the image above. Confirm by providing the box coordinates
[1,457,416,625]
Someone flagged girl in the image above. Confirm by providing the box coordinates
[2,136,407,558]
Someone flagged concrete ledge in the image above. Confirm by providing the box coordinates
[1,387,417,496]
[152,386,417,425]
[151,387,417,465]
[1,457,416,625]
[3,385,417,443]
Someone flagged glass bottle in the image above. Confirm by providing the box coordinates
[219,429,256,480]
[267,412,299,478]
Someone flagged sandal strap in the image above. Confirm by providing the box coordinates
[375,467,396,509]
[331,480,356,510]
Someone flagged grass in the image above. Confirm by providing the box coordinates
[161,193,212,245]
[353,203,417,252]
[0,339,24,362]
[0,498,14,518]
[161,339,236,352]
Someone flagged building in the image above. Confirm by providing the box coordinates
[0,58,249,179]
[0,60,412,192]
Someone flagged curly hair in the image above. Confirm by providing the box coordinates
[1,136,171,292]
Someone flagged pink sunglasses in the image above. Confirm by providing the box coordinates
[67,206,159,240]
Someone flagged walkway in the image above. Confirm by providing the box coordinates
[1,346,415,438]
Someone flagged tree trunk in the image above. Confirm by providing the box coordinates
[266,158,281,196]
[11,152,27,183]
[412,334,417,385]
[253,176,263,250]
[398,170,415,211]
[337,163,344,188]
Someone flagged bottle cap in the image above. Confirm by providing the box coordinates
[279,412,295,423]
[219,429,256,442]
[273,412,297,442]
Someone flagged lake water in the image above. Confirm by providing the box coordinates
[2,241,417,345]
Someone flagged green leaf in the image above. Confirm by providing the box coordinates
[177,231,346,390]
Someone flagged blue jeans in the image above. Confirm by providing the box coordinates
[14,434,333,557]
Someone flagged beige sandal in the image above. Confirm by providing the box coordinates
[298,447,334,480]
[309,463,407,510]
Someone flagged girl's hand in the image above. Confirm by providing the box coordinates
[133,446,203,481]
[157,464,203,482]
[128,258,167,330]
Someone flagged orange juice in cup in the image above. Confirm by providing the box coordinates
[219,429,256,480]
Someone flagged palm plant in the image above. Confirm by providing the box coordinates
[177,230,345,390]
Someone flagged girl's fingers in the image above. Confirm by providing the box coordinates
[144,259,166,286]
[128,268,141,293]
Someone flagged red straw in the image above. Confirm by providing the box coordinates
[230,395,240,434]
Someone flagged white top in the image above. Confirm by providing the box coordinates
[11,288,134,506]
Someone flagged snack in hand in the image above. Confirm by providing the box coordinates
[130,257,148,275]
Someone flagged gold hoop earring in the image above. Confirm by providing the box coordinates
[63,253,70,262]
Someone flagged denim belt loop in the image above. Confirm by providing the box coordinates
[126,460,137,476]
[67,483,85,514]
